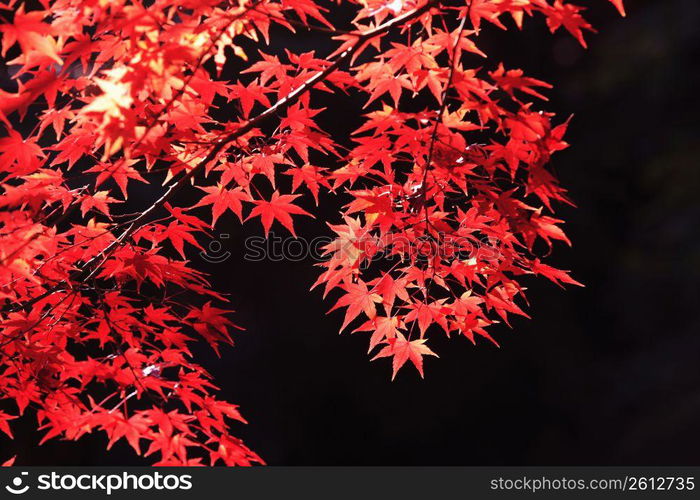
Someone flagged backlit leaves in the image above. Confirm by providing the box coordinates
[0,0,623,465]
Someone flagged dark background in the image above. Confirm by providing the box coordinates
[3,0,700,465]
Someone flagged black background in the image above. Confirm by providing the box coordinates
[2,0,700,465]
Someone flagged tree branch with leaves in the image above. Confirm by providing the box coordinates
[0,0,625,465]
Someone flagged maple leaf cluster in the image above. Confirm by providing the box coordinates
[0,0,623,465]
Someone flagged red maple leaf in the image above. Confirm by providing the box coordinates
[246,191,312,237]
[372,332,438,380]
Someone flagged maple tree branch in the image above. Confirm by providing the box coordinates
[0,0,620,462]
[410,4,470,339]
[419,1,471,234]
[5,0,440,315]
[82,1,440,273]
[423,5,470,200]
